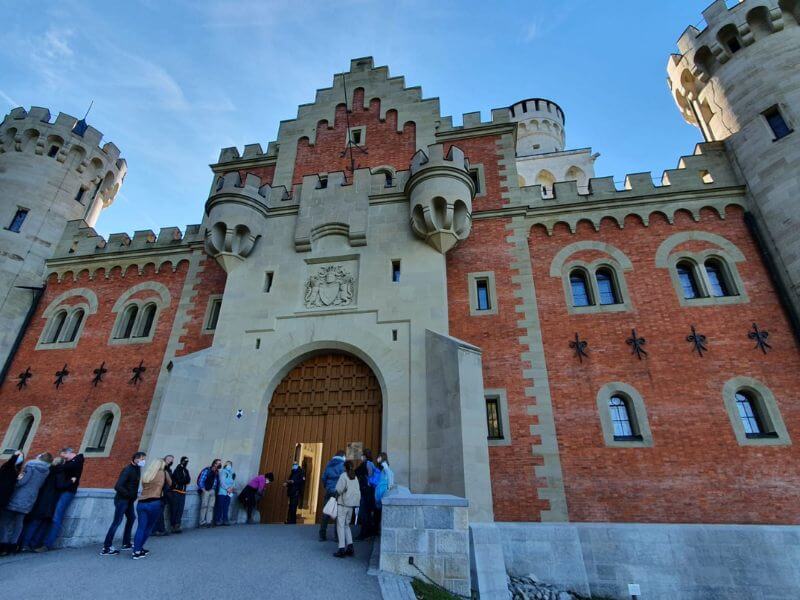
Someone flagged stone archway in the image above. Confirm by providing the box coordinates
[258,352,382,523]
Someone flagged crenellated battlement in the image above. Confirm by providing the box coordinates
[437,108,511,135]
[207,171,293,215]
[410,143,470,177]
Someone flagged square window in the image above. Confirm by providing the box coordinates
[318,175,328,189]
[346,126,366,147]
[7,208,28,233]
[205,298,222,331]
[763,105,792,140]
[469,169,481,194]
[486,396,503,440]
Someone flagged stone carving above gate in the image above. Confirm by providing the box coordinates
[303,264,355,309]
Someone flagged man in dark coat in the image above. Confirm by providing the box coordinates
[169,456,191,533]
[284,462,306,525]
[20,457,65,551]
[100,452,145,555]
[0,452,23,510]
[37,447,84,551]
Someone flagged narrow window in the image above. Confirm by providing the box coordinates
[763,106,792,140]
[46,310,68,343]
[569,270,592,307]
[87,413,114,452]
[136,304,157,338]
[47,145,59,157]
[704,260,732,297]
[469,169,481,194]
[676,261,703,299]
[486,397,503,440]
[595,268,619,305]
[264,272,274,293]
[384,172,393,187]
[476,279,491,311]
[609,395,639,440]
[15,415,35,451]
[391,260,401,283]
[8,209,28,233]
[62,309,84,343]
[116,304,138,339]
[735,391,776,438]
[392,329,398,341]
[75,187,87,203]
[206,298,222,330]
[318,175,328,189]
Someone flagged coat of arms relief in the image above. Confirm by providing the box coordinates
[303,264,355,308]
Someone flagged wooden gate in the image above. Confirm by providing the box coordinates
[258,352,382,523]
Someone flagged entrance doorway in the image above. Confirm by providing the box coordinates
[259,352,383,524]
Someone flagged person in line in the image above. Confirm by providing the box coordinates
[151,455,174,537]
[355,449,377,540]
[36,447,84,552]
[19,457,64,551]
[100,452,145,556]
[0,451,23,512]
[132,457,171,560]
[333,460,361,558]
[214,461,236,526]
[319,450,345,541]
[374,452,394,535]
[238,472,274,524]
[197,458,221,528]
[0,453,51,556]
[284,462,305,524]
[169,456,191,533]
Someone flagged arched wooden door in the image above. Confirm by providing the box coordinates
[259,352,382,523]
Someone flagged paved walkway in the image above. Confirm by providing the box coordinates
[0,524,382,600]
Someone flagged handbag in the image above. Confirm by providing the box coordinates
[323,496,338,519]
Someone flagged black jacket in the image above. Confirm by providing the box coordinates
[0,455,20,509]
[171,465,191,492]
[286,467,305,498]
[28,467,64,520]
[113,464,141,501]
[61,454,85,494]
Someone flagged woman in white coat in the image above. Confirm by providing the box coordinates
[333,460,361,558]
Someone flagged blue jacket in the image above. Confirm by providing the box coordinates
[321,456,345,494]
[217,466,236,497]
[375,463,395,507]
[7,459,50,514]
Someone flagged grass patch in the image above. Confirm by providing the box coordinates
[411,578,459,600]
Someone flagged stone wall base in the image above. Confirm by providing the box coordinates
[471,522,800,600]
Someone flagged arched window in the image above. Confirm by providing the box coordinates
[595,268,620,305]
[608,395,637,440]
[1,407,41,455]
[384,172,393,187]
[535,169,556,198]
[15,415,35,451]
[80,403,122,456]
[676,261,703,299]
[723,378,788,446]
[135,303,157,338]
[86,413,114,452]
[704,259,734,297]
[569,269,592,307]
[45,310,68,343]
[61,308,85,343]
[116,304,138,339]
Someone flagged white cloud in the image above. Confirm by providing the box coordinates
[0,89,18,108]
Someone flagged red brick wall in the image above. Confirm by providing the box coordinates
[177,252,227,357]
[0,261,189,486]
[293,88,417,184]
[529,206,800,524]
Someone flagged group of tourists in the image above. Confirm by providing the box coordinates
[0,448,84,556]
[0,444,395,562]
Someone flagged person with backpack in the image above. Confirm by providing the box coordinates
[197,459,221,528]
[169,456,191,533]
[332,460,361,558]
[100,452,145,556]
[318,450,345,541]
[0,453,51,556]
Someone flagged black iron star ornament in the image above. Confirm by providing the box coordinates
[54,364,69,389]
[748,322,772,354]
[686,325,708,357]
[626,329,648,360]
[569,333,589,363]
[92,362,108,387]
[129,361,146,385]
[16,367,32,391]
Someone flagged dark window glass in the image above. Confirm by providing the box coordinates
[384,172,393,187]
[570,271,591,306]
[486,397,503,439]
[264,272,274,293]
[476,279,491,311]
[764,106,792,140]
[469,170,481,194]
[596,269,619,305]
[727,37,741,53]
[319,176,328,189]
[137,304,156,338]
[118,305,138,339]
[63,309,84,343]
[47,145,59,157]
[351,129,361,145]
[392,261,401,283]
[609,396,635,439]
[75,187,86,203]
[15,415,35,451]
[8,209,28,233]
[47,311,68,343]
[207,299,222,330]
[735,391,769,437]
[705,261,731,297]
[677,262,702,299]
[96,414,113,450]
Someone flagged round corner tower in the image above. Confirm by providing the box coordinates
[509,98,566,157]
[667,0,800,314]
[0,106,126,372]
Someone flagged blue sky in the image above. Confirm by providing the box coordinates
[0,1,708,237]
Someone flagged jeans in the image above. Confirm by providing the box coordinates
[319,492,336,537]
[20,518,48,549]
[103,498,135,549]
[169,492,186,528]
[214,494,231,525]
[43,491,75,549]
[133,501,161,552]
[199,491,215,526]
[151,498,168,534]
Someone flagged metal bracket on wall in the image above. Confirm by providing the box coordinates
[748,322,771,354]
[569,333,589,363]
[16,367,32,390]
[626,329,647,360]
[686,325,708,357]
[54,364,69,389]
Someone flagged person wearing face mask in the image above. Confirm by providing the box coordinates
[214,461,236,526]
[319,450,346,541]
[197,459,222,528]
[239,472,274,524]
[284,462,305,524]
[0,451,24,513]
[100,452,146,556]
[152,455,175,537]
[354,449,376,540]
[373,452,394,535]
[36,447,84,552]
[168,456,191,533]
[0,452,50,556]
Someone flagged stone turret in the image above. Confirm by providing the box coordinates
[406,144,474,253]
[0,106,126,375]
[667,0,800,321]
